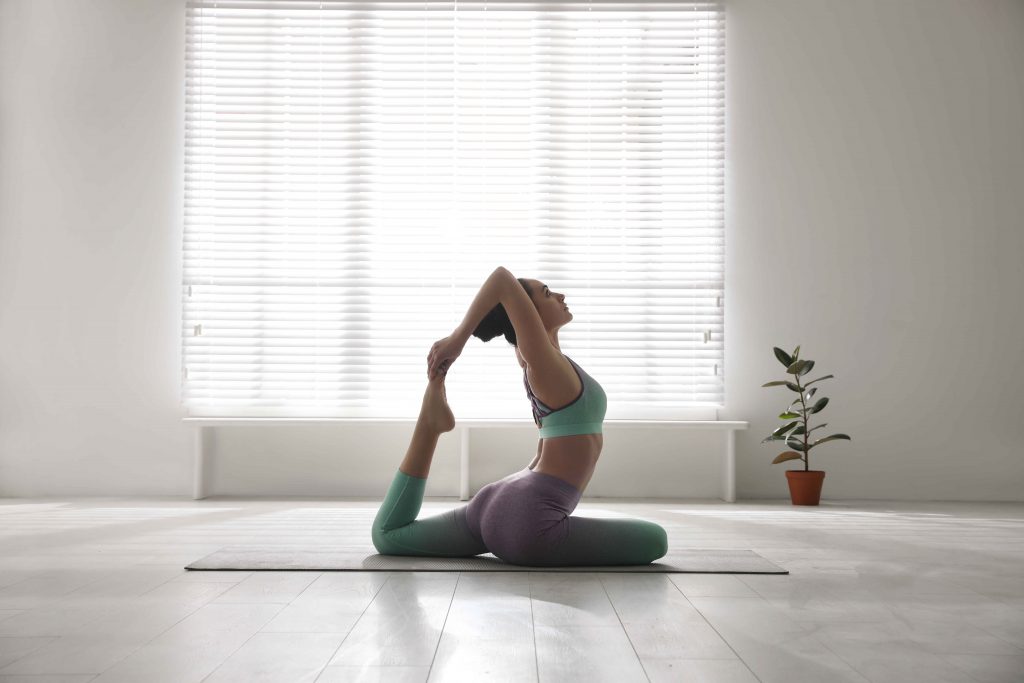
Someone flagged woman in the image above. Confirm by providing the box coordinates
[371,266,668,566]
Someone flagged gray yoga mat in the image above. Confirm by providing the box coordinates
[185,547,788,574]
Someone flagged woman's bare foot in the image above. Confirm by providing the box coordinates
[422,371,456,433]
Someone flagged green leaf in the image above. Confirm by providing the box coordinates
[771,421,800,438]
[779,411,801,419]
[786,359,809,375]
[790,424,806,435]
[773,347,793,368]
[809,397,830,414]
[804,374,834,387]
[785,381,803,392]
[772,451,803,464]
[792,345,800,361]
[786,437,807,452]
[760,434,784,444]
[761,380,790,388]
[808,423,828,435]
[810,434,852,447]
[805,387,817,401]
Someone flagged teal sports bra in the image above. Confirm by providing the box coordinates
[522,355,608,438]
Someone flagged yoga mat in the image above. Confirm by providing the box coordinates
[185,547,788,574]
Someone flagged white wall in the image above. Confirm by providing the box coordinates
[723,0,1024,501]
[0,0,189,497]
[1,0,1021,501]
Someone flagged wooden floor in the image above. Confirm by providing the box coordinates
[0,496,1022,682]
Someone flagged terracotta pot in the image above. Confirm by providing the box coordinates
[785,469,826,505]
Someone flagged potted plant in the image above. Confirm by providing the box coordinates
[761,345,852,505]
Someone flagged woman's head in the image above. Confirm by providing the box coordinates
[472,278,572,346]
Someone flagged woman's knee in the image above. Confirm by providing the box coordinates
[372,520,414,555]
[371,525,396,555]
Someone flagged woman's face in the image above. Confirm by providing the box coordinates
[528,279,572,331]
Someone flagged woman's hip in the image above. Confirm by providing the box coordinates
[464,468,582,552]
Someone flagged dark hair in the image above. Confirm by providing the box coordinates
[472,278,534,346]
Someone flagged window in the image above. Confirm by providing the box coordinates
[183,0,725,419]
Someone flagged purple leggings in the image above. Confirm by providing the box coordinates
[455,467,668,567]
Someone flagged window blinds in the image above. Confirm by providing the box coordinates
[183,0,725,419]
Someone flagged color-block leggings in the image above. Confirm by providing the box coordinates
[371,467,669,567]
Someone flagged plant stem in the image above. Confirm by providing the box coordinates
[796,373,810,471]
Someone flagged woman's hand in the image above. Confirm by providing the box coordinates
[427,332,467,379]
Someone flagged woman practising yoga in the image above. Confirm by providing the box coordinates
[371,266,669,567]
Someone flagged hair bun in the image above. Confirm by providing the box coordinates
[472,303,516,345]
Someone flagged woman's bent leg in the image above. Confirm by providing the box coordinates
[371,468,488,558]
[370,371,486,557]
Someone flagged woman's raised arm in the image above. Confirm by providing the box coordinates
[427,267,516,379]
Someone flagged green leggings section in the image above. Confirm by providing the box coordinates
[371,469,488,558]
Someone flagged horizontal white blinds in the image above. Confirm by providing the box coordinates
[183,0,724,419]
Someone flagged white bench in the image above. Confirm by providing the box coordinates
[184,418,749,503]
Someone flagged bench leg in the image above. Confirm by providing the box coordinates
[193,426,207,500]
[721,429,736,503]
